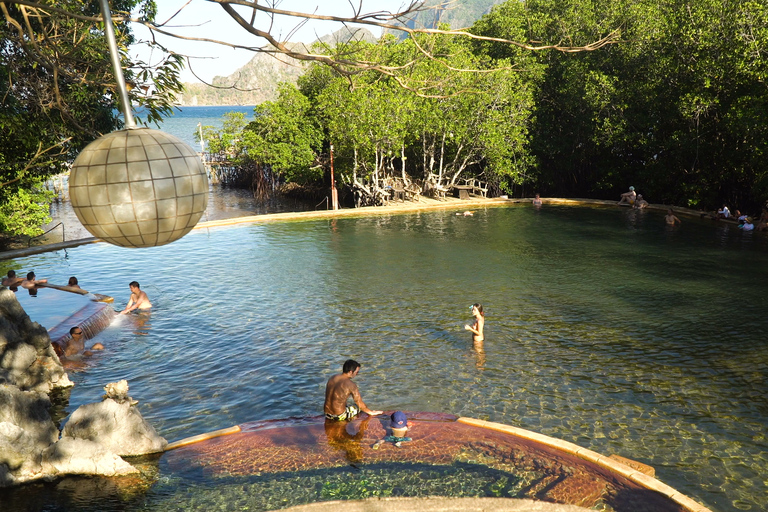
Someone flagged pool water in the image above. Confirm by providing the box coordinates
[1,205,766,512]
[11,285,95,332]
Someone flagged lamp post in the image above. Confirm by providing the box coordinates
[330,144,338,210]
[67,1,209,248]
[99,0,134,128]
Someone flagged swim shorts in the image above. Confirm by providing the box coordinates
[325,405,359,421]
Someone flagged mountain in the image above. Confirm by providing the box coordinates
[176,1,501,106]
[177,42,311,107]
[389,0,504,33]
[177,27,377,106]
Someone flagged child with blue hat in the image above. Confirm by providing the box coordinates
[374,411,412,448]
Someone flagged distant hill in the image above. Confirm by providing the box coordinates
[177,1,502,106]
[390,0,504,32]
[177,27,376,106]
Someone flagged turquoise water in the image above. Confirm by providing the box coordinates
[138,105,255,149]
[3,205,767,511]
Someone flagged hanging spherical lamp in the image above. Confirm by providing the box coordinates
[69,128,208,248]
[69,0,208,248]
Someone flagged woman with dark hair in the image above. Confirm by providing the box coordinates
[68,276,80,289]
[465,303,485,346]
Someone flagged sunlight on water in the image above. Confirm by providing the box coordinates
[3,205,767,512]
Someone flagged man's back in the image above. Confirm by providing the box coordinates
[324,374,359,416]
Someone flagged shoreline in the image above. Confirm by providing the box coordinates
[0,195,731,261]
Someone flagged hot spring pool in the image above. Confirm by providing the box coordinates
[1,205,766,511]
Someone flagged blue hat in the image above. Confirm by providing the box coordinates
[391,411,408,429]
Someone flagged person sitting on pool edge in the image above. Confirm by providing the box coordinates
[618,186,636,205]
[120,281,152,314]
[324,359,382,421]
[633,195,649,209]
[21,271,47,289]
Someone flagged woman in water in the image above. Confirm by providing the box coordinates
[465,303,485,347]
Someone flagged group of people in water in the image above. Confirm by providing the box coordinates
[615,186,768,231]
[2,269,153,361]
[709,204,768,231]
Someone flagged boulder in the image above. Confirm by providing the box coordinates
[0,384,59,486]
[0,288,72,393]
[61,381,167,456]
[41,438,138,478]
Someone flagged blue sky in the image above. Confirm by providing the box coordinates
[130,0,413,84]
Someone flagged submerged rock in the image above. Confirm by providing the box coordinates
[41,438,138,478]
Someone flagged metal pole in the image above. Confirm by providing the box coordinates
[98,0,135,128]
[330,144,338,210]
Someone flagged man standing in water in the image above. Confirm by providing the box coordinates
[324,359,382,421]
[120,281,152,314]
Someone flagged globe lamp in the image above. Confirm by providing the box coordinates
[69,128,209,248]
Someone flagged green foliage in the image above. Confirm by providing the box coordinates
[507,0,768,210]
[0,0,183,239]
[242,84,322,184]
[193,0,768,210]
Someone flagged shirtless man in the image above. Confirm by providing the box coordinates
[665,209,681,225]
[21,271,47,289]
[2,270,22,287]
[324,359,382,421]
[120,281,152,314]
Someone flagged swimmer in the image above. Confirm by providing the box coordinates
[2,270,22,287]
[68,276,80,289]
[120,281,152,314]
[532,194,543,207]
[324,359,382,421]
[633,194,648,209]
[465,303,485,345]
[21,271,47,289]
[665,209,681,225]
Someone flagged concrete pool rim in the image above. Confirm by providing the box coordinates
[164,416,712,512]
[0,197,715,261]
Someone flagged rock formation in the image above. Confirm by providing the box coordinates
[62,379,168,456]
[0,287,166,487]
[0,287,72,393]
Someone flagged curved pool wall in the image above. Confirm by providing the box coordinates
[8,284,116,348]
[1,203,766,512]
[161,414,710,512]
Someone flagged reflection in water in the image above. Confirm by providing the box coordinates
[324,415,372,465]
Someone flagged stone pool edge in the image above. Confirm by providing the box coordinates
[457,417,712,512]
[0,197,706,261]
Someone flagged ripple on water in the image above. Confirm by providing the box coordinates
[4,206,768,512]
